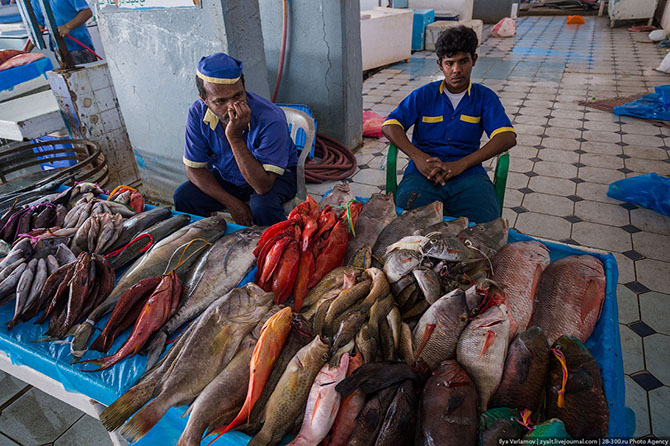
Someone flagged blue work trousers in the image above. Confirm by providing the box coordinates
[396,173,500,223]
[174,167,297,226]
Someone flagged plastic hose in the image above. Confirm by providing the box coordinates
[271,0,288,102]
[305,133,358,183]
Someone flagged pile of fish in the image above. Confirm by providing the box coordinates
[0,202,66,244]
[0,52,45,71]
[253,195,363,309]
[107,185,145,213]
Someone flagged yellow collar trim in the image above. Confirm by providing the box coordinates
[203,108,219,131]
[196,69,241,85]
[440,80,472,96]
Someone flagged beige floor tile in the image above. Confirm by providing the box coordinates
[630,208,670,235]
[622,133,664,147]
[578,166,626,184]
[507,172,530,189]
[582,130,622,143]
[349,182,384,199]
[549,118,583,129]
[537,148,578,164]
[636,259,670,294]
[522,193,574,217]
[551,108,585,119]
[639,292,670,335]
[518,106,550,117]
[502,207,518,227]
[552,101,583,111]
[580,140,623,156]
[644,334,670,384]
[509,157,535,173]
[648,385,670,437]
[516,134,543,147]
[574,200,630,227]
[541,136,581,151]
[620,324,645,374]
[512,115,548,126]
[307,180,343,196]
[625,375,651,437]
[528,176,576,196]
[579,153,624,169]
[626,158,670,176]
[632,232,670,262]
[514,212,572,241]
[617,285,640,325]
[623,124,665,136]
[510,145,539,159]
[623,145,669,160]
[534,160,578,179]
[614,253,636,284]
[503,188,524,208]
[584,120,621,132]
[544,127,582,139]
[523,99,555,109]
[54,415,112,446]
[572,221,632,252]
[576,182,620,204]
[351,168,386,187]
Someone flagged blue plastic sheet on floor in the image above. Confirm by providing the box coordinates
[0,200,631,443]
[608,173,670,216]
[0,57,53,92]
[613,85,670,121]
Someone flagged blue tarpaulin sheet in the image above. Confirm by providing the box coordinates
[0,203,630,443]
[0,57,53,92]
[613,85,670,121]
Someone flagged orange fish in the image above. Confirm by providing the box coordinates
[209,306,292,439]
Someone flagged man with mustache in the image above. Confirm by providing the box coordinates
[382,26,516,223]
[175,53,298,226]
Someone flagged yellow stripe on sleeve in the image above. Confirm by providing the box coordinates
[382,119,404,130]
[183,157,209,168]
[490,126,517,139]
[263,164,285,175]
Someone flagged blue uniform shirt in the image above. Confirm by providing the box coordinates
[31,0,94,53]
[183,91,298,187]
[384,81,515,177]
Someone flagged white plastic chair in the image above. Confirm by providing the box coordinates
[280,107,315,208]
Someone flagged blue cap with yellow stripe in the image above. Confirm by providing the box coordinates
[196,53,243,84]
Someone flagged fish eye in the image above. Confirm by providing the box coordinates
[459,315,468,323]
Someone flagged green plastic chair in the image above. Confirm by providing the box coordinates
[385,143,509,216]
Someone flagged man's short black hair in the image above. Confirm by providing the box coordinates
[435,26,478,60]
[195,73,245,99]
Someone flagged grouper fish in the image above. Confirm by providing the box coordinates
[104,283,273,442]
[346,193,397,264]
[142,226,264,371]
[69,216,227,361]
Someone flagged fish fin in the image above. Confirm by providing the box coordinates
[100,378,159,431]
[478,329,496,360]
[181,404,193,419]
[118,393,170,442]
[415,323,436,360]
[517,356,531,385]
[580,279,604,322]
[444,394,465,414]
[565,368,594,393]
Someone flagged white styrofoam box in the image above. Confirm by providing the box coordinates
[424,19,483,51]
[361,7,414,71]
[408,0,473,20]
[609,0,658,21]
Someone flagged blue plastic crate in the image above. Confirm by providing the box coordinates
[277,103,317,159]
[31,135,78,170]
[412,8,435,51]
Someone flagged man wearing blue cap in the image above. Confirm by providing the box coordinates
[174,53,298,226]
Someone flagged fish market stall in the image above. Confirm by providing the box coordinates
[0,184,628,446]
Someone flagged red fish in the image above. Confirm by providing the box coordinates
[259,237,293,288]
[271,241,300,304]
[80,272,181,371]
[308,220,348,288]
[0,53,45,71]
[293,248,315,312]
[255,220,297,256]
[327,352,365,446]
[129,190,145,213]
[0,49,25,65]
[301,217,318,252]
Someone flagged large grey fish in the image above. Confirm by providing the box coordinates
[457,217,508,260]
[372,201,443,262]
[8,258,37,328]
[249,336,329,446]
[375,380,418,446]
[105,207,171,253]
[143,226,264,371]
[69,216,227,361]
[412,288,469,370]
[320,183,355,210]
[413,216,469,237]
[383,249,422,284]
[112,283,273,443]
[346,193,397,264]
[110,214,191,271]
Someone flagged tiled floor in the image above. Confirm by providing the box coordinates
[312,16,670,438]
[1,14,669,444]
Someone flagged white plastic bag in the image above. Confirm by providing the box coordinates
[649,29,667,42]
[491,17,516,38]
[656,51,670,74]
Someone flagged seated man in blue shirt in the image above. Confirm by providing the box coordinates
[174,53,298,226]
[27,0,97,65]
[382,26,516,223]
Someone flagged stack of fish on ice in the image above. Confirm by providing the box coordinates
[0,181,611,445]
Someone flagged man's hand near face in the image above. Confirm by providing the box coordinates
[224,101,251,142]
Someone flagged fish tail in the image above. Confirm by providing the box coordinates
[208,402,247,439]
[89,333,107,352]
[118,393,170,442]
[70,322,94,359]
[143,331,168,372]
[100,378,159,431]
[79,353,120,372]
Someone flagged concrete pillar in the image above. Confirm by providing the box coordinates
[259,0,363,150]
[92,0,269,204]
[46,62,140,186]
